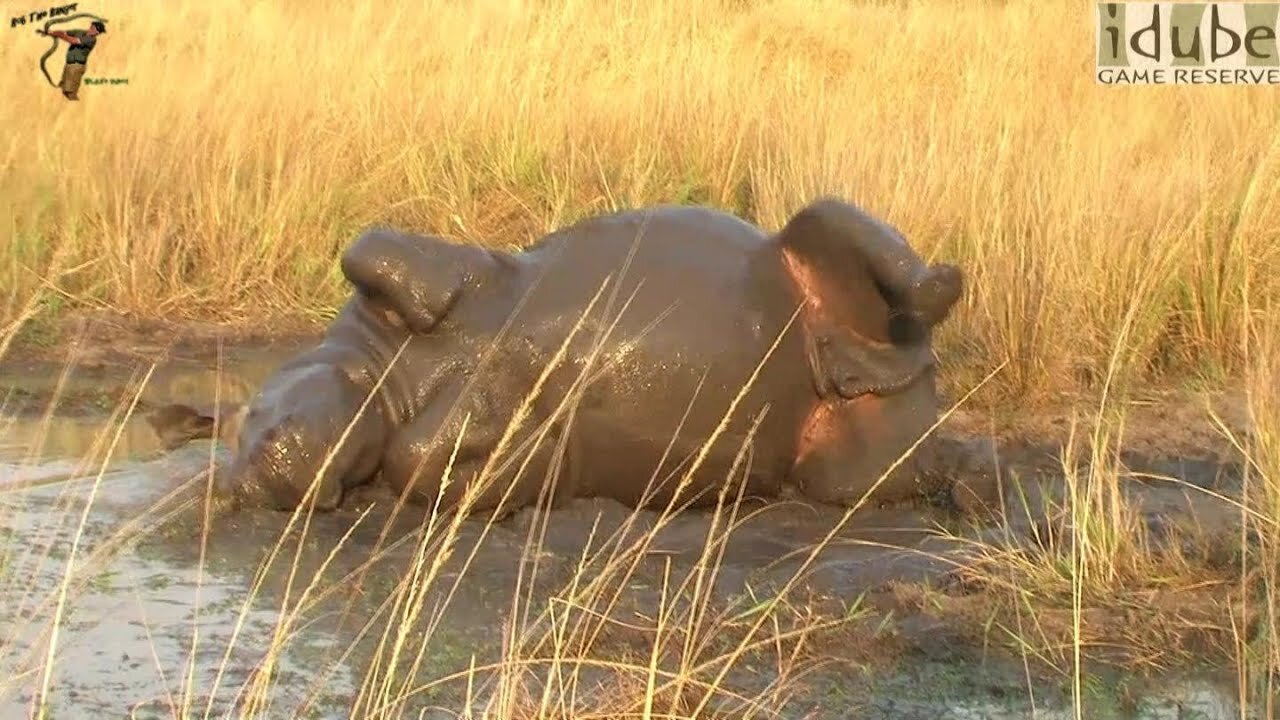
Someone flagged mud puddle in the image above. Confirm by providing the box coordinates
[0,349,1265,719]
[0,448,361,718]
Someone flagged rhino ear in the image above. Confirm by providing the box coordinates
[340,228,499,334]
[777,198,964,399]
[147,403,247,452]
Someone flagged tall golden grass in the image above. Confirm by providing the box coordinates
[2,0,1278,402]
[3,1,1280,716]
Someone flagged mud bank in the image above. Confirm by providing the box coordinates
[0,321,1271,718]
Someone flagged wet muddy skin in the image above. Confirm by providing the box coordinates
[0,350,1264,719]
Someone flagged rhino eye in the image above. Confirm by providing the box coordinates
[382,308,406,328]
[361,293,407,329]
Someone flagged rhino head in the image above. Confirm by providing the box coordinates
[773,198,963,504]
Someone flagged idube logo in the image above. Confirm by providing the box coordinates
[1097,2,1279,84]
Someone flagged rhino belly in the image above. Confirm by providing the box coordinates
[562,337,809,509]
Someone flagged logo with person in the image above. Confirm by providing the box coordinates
[36,13,108,101]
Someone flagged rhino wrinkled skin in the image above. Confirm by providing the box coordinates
[149,198,965,516]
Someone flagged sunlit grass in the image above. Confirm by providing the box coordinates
[3,0,1280,717]
[931,313,1280,713]
[2,0,1278,402]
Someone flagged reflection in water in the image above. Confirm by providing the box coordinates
[1,415,166,465]
[0,345,300,465]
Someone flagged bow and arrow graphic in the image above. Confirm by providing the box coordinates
[36,11,109,87]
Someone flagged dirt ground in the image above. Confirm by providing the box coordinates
[2,310,322,415]
[4,309,323,371]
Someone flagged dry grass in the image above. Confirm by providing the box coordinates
[925,313,1280,713]
[3,0,1280,717]
[2,0,1279,403]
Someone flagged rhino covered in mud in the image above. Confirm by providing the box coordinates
[149,198,966,516]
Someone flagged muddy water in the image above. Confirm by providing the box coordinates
[0,357,1261,719]
[0,449,353,717]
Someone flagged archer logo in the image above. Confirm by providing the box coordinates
[27,7,113,100]
[1097,3,1280,84]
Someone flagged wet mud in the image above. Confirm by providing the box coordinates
[0,334,1267,719]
